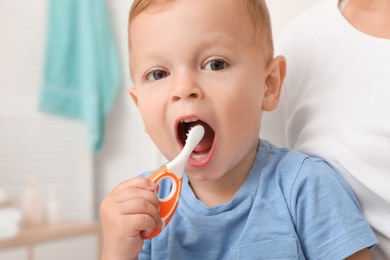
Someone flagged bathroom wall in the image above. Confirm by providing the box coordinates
[0,0,94,221]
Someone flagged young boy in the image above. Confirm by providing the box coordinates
[100,0,377,259]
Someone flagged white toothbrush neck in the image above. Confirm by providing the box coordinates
[166,141,197,177]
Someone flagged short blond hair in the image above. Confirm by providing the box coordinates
[129,0,274,61]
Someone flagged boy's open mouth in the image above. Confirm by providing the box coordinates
[177,119,214,158]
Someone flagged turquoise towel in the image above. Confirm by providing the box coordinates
[40,0,121,153]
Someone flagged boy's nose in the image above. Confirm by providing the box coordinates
[172,91,200,102]
[171,74,203,102]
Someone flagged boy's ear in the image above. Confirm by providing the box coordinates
[262,55,286,111]
[129,87,139,108]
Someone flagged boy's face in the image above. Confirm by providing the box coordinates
[129,0,282,182]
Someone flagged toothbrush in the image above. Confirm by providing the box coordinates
[142,125,205,239]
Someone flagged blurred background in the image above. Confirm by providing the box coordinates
[0,0,322,259]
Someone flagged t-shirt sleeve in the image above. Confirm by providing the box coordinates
[289,158,377,259]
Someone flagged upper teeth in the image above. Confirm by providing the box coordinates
[181,118,199,123]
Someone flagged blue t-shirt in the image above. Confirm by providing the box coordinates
[140,140,377,259]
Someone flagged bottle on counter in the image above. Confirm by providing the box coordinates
[46,185,61,225]
[21,181,44,227]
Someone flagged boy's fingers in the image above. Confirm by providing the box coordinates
[113,176,158,193]
[120,198,161,224]
[100,176,163,240]
[101,187,162,228]
[119,196,163,236]
[113,186,159,207]
[126,213,162,238]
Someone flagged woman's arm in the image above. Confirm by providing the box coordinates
[345,248,371,260]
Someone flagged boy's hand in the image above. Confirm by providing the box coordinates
[100,177,162,260]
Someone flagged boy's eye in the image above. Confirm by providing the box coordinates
[145,70,170,81]
[203,59,228,71]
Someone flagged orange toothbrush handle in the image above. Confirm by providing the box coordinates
[141,166,183,239]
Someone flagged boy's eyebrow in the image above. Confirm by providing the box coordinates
[199,35,238,49]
